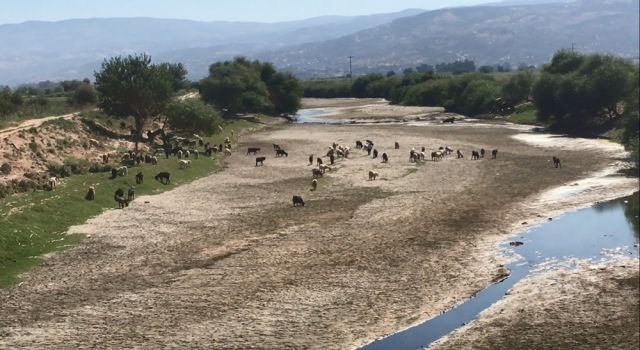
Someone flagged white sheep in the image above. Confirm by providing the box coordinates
[177,150,183,158]
[224,148,232,156]
[184,150,191,158]
[150,156,158,165]
[368,170,379,181]
[117,166,128,176]
[48,176,58,190]
[179,159,191,169]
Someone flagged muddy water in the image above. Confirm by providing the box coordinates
[360,192,639,350]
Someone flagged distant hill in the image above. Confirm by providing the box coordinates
[257,0,639,77]
[0,9,424,85]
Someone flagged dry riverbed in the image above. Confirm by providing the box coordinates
[0,99,637,349]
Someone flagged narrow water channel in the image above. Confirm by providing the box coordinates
[360,192,639,350]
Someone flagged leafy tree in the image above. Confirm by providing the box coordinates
[69,84,97,106]
[199,57,302,116]
[386,71,396,77]
[531,51,635,127]
[478,65,495,74]
[502,71,535,104]
[402,68,415,75]
[165,99,222,136]
[436,59,476,74]
[351,74,385,98]
[621,68,639,165]
[415,64,434,73]
[94,53,182,150]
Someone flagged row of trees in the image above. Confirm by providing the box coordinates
[1,81,97,118]
[94,55,303,150]
[303,69,535,116]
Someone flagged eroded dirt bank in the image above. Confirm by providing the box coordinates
[0,120,626,349]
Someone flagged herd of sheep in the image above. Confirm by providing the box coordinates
[43,129,562,210]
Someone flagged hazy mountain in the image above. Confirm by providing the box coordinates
[257,0,639,77]
[0,9,424,85]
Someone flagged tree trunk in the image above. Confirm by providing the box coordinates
[134,116,145,152]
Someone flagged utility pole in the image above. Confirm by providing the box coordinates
[348,56,353,80]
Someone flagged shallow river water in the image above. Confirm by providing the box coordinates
[360,192,639,350]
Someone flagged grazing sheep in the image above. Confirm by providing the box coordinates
[247,147,260,155]
[326,149,334,158]
[471,150,480,160]
[85,186,95,200]
[319,164,332,173]
[177,150,183,159]
[194,149,199,159]
[553,156,561,168]
[382,153,388,163]
[255,157,266,166]
[372,149,378,159]
[312,168,324,178]
[445,146,454,155]
[114,188,128,209]
[311,179,318,191]
[292,195,305,207]
[431,151,442,161]
[355,140,363,149]
[317,157,323,166]
[135,172,144,184]
[492,149,498,159]
[151,156,158,165]
[48,177,58,190]
[419,152,426,161]
[155,172,171,184]
[127,186,135,201]
[395,142,400,149]
[409,150,417,162]
[224,148,232,156]
[276,149,288,157]
[457,150,464,159]
[184,150,190,158]
[179,160,191,169]
[480,148,486,158]
[117,166,128,176]
[368,170,379,181]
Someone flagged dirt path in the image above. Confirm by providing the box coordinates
[0,119,628,349]
[0,112,80,137]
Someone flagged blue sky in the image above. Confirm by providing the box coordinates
[0,0,492,24]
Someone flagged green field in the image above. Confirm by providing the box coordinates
[507,103,540,125]
[0,118,257,287]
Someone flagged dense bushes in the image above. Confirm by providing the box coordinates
[199,57,302,115]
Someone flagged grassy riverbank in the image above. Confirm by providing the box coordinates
[0,118,257,287]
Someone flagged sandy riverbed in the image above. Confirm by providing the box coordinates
[0,99,637,349]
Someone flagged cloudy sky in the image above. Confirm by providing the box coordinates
[0,0,494,24]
